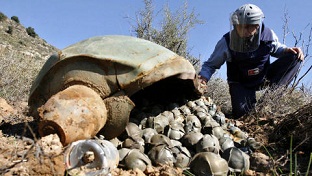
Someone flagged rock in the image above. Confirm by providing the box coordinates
[0,97,16,123]
[250,152,273,172]
[38,134,63,156]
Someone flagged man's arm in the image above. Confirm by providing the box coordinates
[270,30,304,60]
[199,37,230,82]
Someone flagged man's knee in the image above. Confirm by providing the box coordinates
[267,53,301,86]
[229,83,256,119]
[232,108,246,119]
[231,103,253,119]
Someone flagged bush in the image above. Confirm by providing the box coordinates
[0,12,7,21]
[205,77,231,114]
[252,86,311,117]
[26,27,37,37]
[132,0,202,70]
[11,16,20,23]
[6,26,13,34]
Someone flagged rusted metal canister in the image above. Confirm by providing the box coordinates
[38,85,107,145]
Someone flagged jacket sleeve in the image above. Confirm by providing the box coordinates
[270,29,288,58]
[199,37,230,81]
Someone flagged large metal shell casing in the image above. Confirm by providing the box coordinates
[28,35,198,118]
[29,35,200,145]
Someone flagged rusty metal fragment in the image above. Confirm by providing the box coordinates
[38,85,107,145]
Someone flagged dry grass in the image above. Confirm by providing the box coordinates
[205,77,232,114]
[0,51,43,102]
[253,86,311,117]
[206,77,312,119]
[0,48,46,102]
[0,17,58,103]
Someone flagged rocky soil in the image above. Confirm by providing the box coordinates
[1,95,311,176]
[0,96,260,175]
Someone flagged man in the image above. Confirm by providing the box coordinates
[199,4,304,119]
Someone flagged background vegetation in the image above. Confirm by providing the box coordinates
[0,12,58,103]
[129,0,203,71]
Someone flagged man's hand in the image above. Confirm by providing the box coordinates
[285,47,304,61]
[197,75,208,94]
[199,75,208,84]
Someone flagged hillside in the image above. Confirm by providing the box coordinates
[0,13,59,103]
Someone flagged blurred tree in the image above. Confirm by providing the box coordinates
[282,9,312,90]
[0,12,7,21]
[26,27,37,37]
[6,25,13,34]
[131,0,203,71]
[11,16,20,23]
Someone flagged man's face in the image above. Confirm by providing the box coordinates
[236,24,259,38]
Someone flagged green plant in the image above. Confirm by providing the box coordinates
[18,40,26,46]
[26,27,37,37]
[306,153,312,176]
[11,16,20,23]
[0,12,7,21]
[290,135,293,175]
[262,145,281,175]
[262,137,312,176]
[182,169,195,176]
[289,135,312,176]
[6,26,13,34]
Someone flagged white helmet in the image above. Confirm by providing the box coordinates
[229,4,264,53]
[231,4,264,25]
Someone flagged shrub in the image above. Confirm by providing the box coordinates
[11,16,20,23]
[6,26,13,34]
[26,27,37,37]
[205,77,231,114]
[0,12,7,21]
[252,86,311,117]
[132,0,202,70]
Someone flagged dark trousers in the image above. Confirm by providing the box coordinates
[229,53,301,118]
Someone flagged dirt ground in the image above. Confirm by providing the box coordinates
[0,97,311,176]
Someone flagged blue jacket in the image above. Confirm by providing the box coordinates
[224,26,273,87]
[199,25,288,87]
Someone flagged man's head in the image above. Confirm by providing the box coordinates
[229,4,264,52]
[231,4,264,26]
